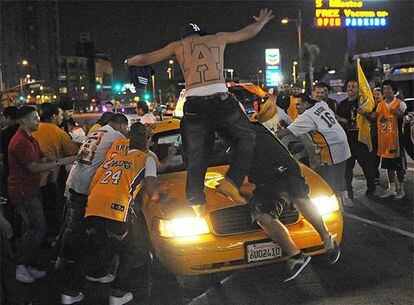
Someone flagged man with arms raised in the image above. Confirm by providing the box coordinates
[126,9,274,215]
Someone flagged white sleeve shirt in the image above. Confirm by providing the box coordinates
[288,102,351,164]
[140,113,157,124]
[144,156,157,177]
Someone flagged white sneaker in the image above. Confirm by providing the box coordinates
[27,266,47,279]
[109,292,133,305]
[380,188,396,198]
[16,265,35,283]
[85,273,115,283]
[61,292,84,304]
[395,188,405,200]
[342,197,353,207]
[340,192,352,207]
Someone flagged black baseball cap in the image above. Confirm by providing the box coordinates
[180,23,204,39]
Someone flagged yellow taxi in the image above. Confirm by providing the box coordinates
[138,117,343,283]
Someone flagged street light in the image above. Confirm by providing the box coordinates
[293,61,298,83]
[21,60,29,66]
[168,59,174,65]
[257,69,263,86]
[167,67,172,80]
[281,10,302,73]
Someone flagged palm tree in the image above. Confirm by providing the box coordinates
[303,43,320,93]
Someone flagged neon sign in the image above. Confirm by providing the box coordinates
[314,0,389,28]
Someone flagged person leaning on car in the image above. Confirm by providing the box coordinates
[60,122,159,305]
[125,8,275,216]
[277,85,351,207]
[219,124,340,282]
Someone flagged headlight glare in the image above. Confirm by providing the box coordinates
[311,194,340,215]
[157,217,210,238]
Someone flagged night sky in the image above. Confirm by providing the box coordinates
[59,0,414,82]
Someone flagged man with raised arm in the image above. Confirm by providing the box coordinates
[126,9,274,216]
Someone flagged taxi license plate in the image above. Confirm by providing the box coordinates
[245,240,282,263]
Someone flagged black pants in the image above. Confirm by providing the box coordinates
[345,138,376,198]
[0,233,16,305]
[58,189,87,260]
[181,94,255,204]
[61,217,143,293]
[41,183,59,238]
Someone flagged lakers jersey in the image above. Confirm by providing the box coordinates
[86,150,148,222]
[105,138,130,161]
[377,99,402,158]
[288,101,351,165]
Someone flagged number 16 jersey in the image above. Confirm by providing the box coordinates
[288,101,351,165]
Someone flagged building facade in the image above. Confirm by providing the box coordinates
[0,1,60,91]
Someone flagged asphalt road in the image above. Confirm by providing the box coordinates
[14,161,414,305]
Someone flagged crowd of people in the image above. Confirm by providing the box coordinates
[0,7,412,305]
[273,79,411,205]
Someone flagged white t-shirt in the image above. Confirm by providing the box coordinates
[67,125,125,195]
[144,156,157,177]
[385,98,407,112]
[185,83,228,97]
[140,113,157,124]
[262,106,293,132]
[287,101,351,164]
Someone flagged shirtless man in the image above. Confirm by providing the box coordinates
[126,9,274,215]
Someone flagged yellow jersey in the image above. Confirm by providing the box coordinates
[377,99,402,158]
[86,150,148,222]
[105,138,130,162]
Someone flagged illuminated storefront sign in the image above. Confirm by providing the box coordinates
[265,49,282,87]
[265,48,280,67]
[266,68,282,87]
[314,0,389,28]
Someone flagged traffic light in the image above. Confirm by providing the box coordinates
[96,83,102,90]
[143,92,151,101]
[113,82,122,92]
[19,96,24,101]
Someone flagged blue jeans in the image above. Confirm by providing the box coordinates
[181,94,255,205]
[15,197,46,265]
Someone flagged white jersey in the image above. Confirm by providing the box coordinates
[262,106,293,132]
[66,125,125,195]
[287,101,351,165]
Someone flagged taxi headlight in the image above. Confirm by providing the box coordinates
[311,194,340,215]
[156,217,210,238]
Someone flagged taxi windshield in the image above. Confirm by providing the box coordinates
[150,130,230,174]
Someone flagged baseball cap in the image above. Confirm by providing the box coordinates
[180,23,203,39]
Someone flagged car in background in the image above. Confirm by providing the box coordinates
[115,106,138,125]
[136,118,343,289]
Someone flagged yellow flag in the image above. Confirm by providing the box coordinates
[357,58,375,152]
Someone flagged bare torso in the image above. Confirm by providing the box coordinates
[174,34,226,91]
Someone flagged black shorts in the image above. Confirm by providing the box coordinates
[249,165,309,221]
[381,155,407,171]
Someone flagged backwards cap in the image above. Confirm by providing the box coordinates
[180,23,203,39]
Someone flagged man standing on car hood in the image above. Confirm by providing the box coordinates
[126,9,274,215]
